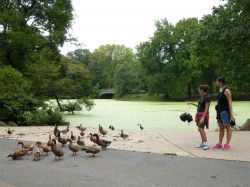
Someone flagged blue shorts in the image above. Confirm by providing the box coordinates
[217,111,230,125]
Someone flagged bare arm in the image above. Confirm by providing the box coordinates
[225,89,234,120]
[198,102,210,125]
[203,102,210,118]
[187,102,198,107]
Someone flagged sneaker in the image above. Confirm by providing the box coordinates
[202,142,209,150]
[213,143,222,149]
[223,144,230,151]
[196,143,204,148]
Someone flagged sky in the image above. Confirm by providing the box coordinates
[60,0,225,54]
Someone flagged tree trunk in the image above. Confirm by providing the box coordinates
[54,94,63,111]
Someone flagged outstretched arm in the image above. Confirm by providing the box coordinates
[187,102,198,107]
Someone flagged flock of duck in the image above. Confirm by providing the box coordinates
[6,123,144,161]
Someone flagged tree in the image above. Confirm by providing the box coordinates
[0,0,73,71]
[0,66,38,121]
[59,57,94,98]
[137,18,202,100]
[196,0,250,92]
[67,48,91,66]
[89,44,136,89]
[114,62,139,97]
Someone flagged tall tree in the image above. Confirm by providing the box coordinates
[89,44,135,89]
[0,0,73,71]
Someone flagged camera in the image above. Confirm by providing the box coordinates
[180,112,193,123]
[230,120,236,127]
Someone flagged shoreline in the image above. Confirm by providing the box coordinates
[1,126,250,162]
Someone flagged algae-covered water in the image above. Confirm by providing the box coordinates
[64,100,250,131]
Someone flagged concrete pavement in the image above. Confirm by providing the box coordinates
[1,139,250,187]
[1,126,250,162]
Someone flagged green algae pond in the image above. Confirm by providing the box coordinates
[64,99,250,131]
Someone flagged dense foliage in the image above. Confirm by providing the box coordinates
[0,0,249,123]
[136,0,250,100]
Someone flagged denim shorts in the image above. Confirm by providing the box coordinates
[217,111,230,125]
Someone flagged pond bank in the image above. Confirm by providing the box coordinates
[1,126,250,162]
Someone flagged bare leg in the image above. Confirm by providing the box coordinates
[219,124,225,144]
[198,127,207,142]
[225,125,232,145]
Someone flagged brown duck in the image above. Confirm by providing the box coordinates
[47,134,53,146]
[48,139,64,160]
[57,133,68,147]
[76,124,87,131]
[60,126,69,134]
[7,128,14,135]
[7,148,29,160]
[36,141,51,155]
[89,133,97,145]
[77,136,85,146]
[71,131,76,141]
[92,134,111,149]
[121,130,129,140]
[81,146,101,157]
[54,125,60,137]
[33,147,43,161]
[99,124,108,136]
[67,139,80,155]
[18,141,33,151]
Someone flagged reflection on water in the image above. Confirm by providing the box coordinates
[64,99,250,131]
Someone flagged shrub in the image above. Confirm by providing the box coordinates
[18,108,64,126]
[0,66,39,122]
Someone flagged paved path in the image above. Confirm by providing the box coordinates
[1,139,250,187]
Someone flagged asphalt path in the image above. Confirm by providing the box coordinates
[0,139,250,187]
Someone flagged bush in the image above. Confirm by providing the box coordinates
[0,66,39,122]
[18,108,64,126]
[61,97,95,114]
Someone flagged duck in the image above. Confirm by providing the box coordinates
[17,141,33,151]
[48,139,64,160]
[121,130,129,140]
[33,147,43,161]
[57,133,68,147]
[137,123,144,130]
[109,125,115,131]
[67,139,81,155]
[99,124,108,136]
[71,131,76,141]
[7,128,14,135]
[47,134,53,146]
[54,125,60,137]
[77,136,85,146]
[36,141,51,155]
[7,148,30,160]
[81,146,101,157]
[76,124,87,131]
[92,134,111,149]
[89,133,97,145]
[60,126,69,134]
[80,130,85,138]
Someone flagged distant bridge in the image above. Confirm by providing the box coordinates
[98,89,115,99]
